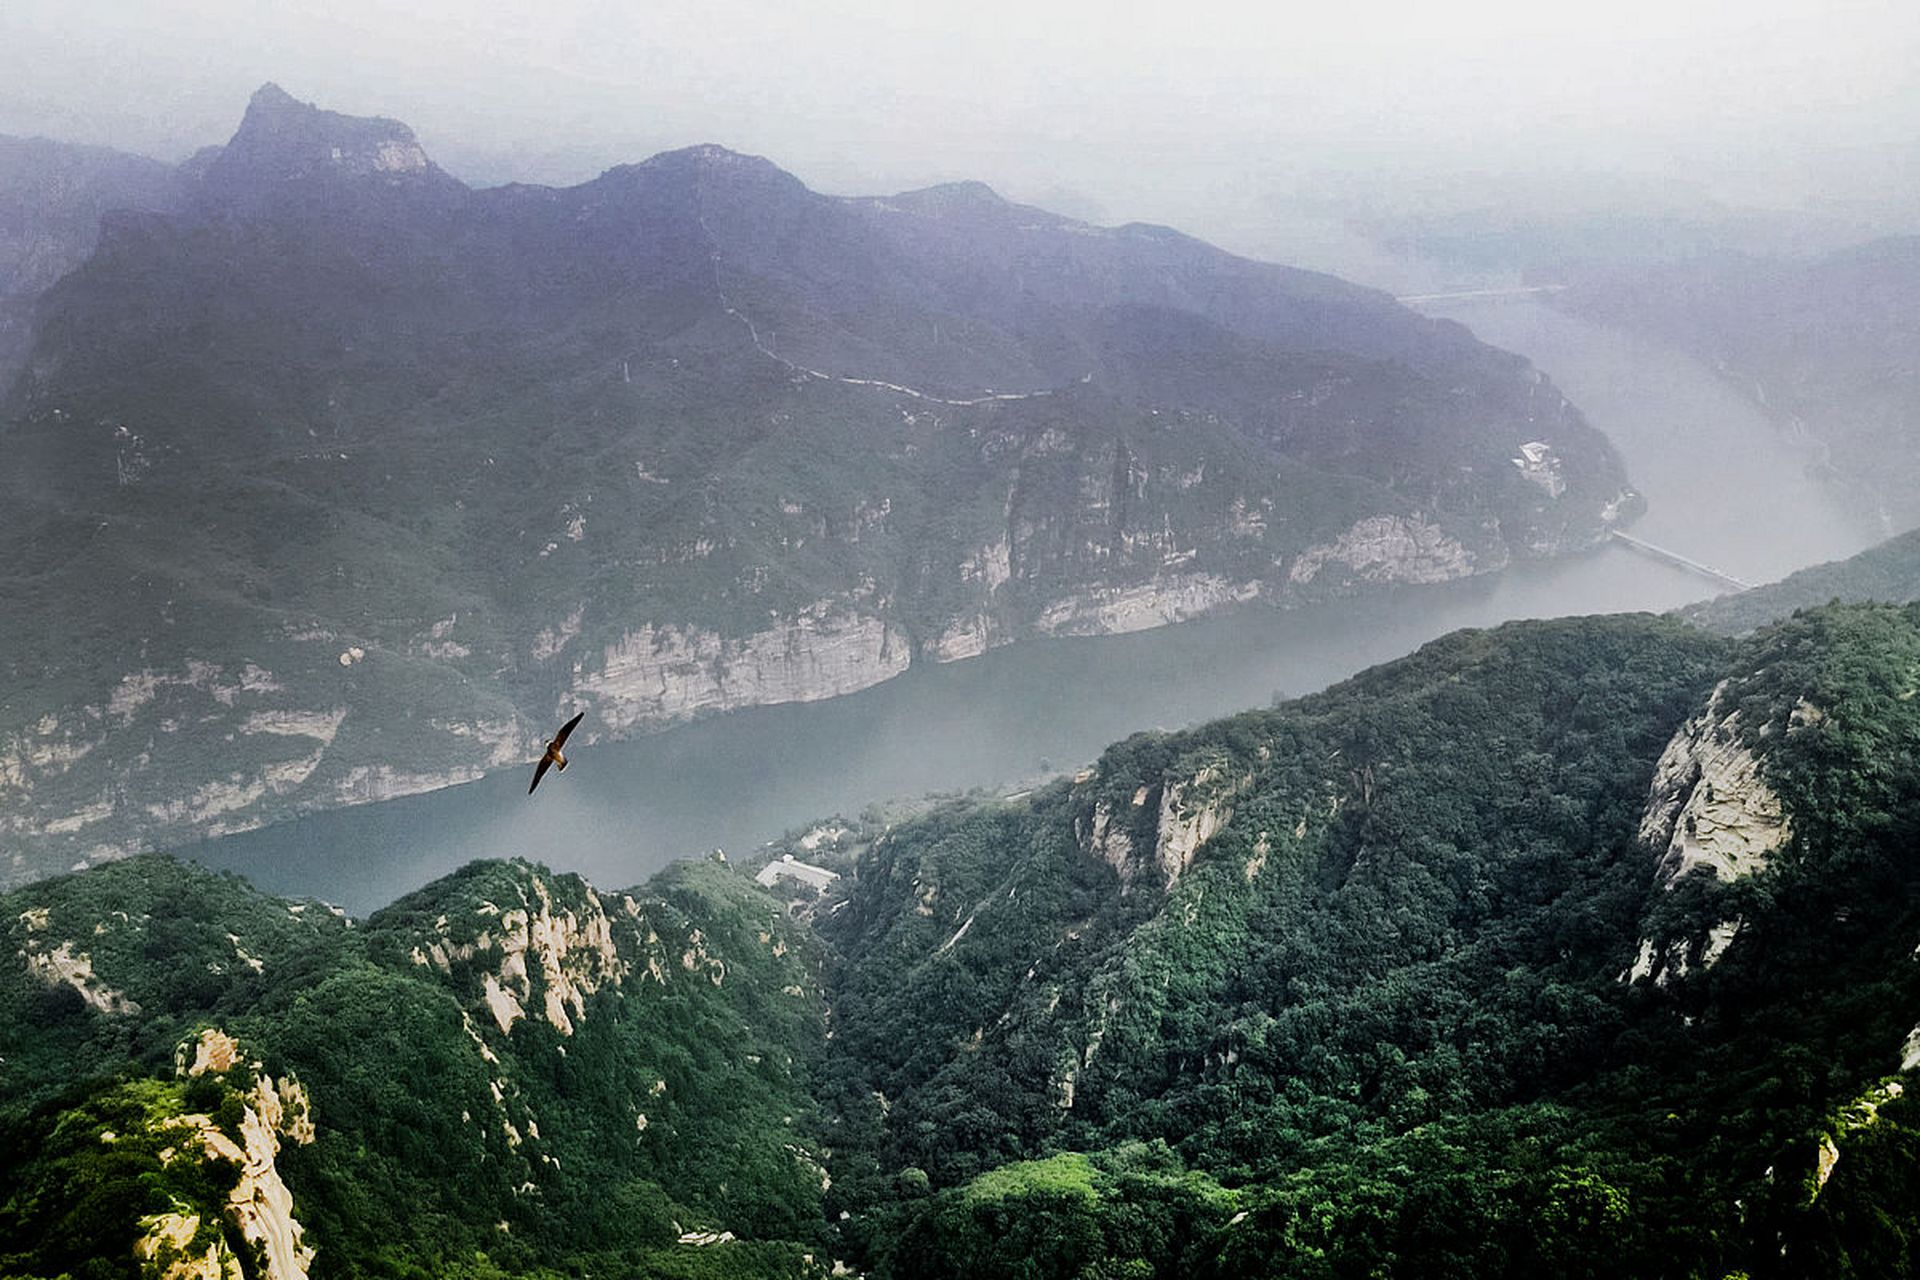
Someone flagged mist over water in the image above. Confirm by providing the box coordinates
[189,300,1888,912]
[1431,299,1880,578]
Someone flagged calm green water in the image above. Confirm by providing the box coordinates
[188,302,1882,912]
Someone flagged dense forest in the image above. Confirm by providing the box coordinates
[4,601,1920,1278]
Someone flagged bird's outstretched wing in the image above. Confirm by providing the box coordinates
[553,711,586,748]
[529,756,554,794]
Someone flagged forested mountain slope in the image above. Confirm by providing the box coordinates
[0,855,829,1278]
[814,604,1920,1278]
[1678,524,1920,635]
[0,83,1633,885]
[7,603,1920,1277]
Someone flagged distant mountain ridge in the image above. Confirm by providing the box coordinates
[1560,236,1920,534]
[0,84,1634,884]
[0,132,182,386]
[1676,524,1920,635]
[200,82,452,191]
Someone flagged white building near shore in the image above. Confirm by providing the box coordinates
[755,854,839,892]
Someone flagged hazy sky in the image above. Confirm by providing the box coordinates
[4,0,1917,258]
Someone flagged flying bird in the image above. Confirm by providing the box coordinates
[529,711,586,795]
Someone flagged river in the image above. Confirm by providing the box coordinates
[187,300,1885,912]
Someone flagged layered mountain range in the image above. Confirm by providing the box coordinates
[0,84,1635,884]
[0,133,181,385]
[5,597,1919,1278]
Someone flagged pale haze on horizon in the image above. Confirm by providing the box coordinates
[2,0,1918,270]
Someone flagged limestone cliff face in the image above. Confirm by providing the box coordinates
[399,862,737,1050]
[1639,680,1794,888]
[0,654,532,886]
[1627,681,1801,985]
[131,1029,318,1280]
[1080,758,1253,891]
[1034,574,1260,638]
[0,497,1588,890]
[1154,765,1251,883]
[575,607,911,734]
[135,1207,240,1280]
[1286,514,1489,589]
[925,614,999,662]
[409,874,631,1036]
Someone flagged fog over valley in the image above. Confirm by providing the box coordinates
[6,0,1920,271]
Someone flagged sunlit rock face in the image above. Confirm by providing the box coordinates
[123,1030,322,1280]
[575,607,912,735]
[409,872,630,1035]
[1627,679,1799,987]
[1079,757,1253,892]
[1639,680,1794,888]
[1286,514,1485,588]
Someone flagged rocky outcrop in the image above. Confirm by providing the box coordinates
[1639,680,1793,887]
[1084,799,1140,886]
[411,875,630,1035]
[1154,765,1250,883]
[1081,761,1252,890]
[145,1029,319,1280]
[1809,1078,1906,1204]
[136,1208,240,1280]
[1627,682,1804,985]
[1035,575,1259,638]
[203,82,450,192]
[17,906,140,1014]
[189,1096,315,1279]
[184,1027,244,1076]
[576,606,910,733]
[1287,515,1486,588]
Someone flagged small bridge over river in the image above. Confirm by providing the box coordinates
[1395,284,1569,305]
[1610,530,1753,591]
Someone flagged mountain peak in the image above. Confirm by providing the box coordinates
[643,142,775,169]
[246,81,300,114]
[629,143,805,191]
[204,83,453,193]
[588,142,811,207]
[914,179,1006,203]
[886,179,1017,220]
